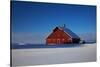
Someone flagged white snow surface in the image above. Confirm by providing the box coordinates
[12,44,96,66]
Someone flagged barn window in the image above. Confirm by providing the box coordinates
[62,39,64,41]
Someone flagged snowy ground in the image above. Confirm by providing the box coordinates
[11,44,96,66]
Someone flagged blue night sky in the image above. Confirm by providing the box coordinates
[11,1,96,44]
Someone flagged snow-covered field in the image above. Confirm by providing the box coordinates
[12,44,96,66]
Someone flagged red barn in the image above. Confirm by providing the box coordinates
[46,25,80,45]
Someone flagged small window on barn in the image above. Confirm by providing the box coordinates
[62,39,64,41]
[57,39,60,42]
[57,39,60,44]
[57,39,60,40]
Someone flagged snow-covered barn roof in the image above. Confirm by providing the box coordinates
[58,27,80,39]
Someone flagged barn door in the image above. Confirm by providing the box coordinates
[57,39,60,44]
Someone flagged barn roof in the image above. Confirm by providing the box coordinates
[58,27,80,39]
